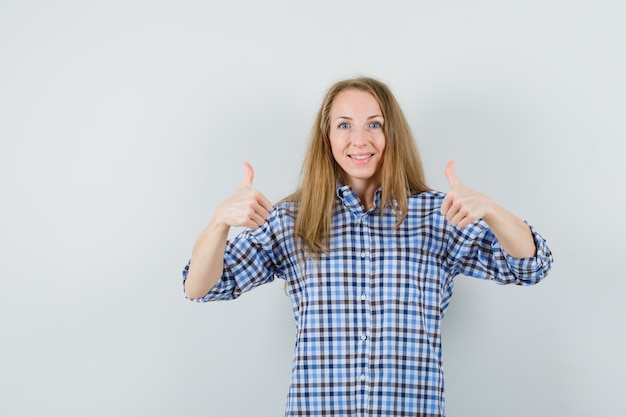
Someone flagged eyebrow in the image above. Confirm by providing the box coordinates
[335,115,384,120]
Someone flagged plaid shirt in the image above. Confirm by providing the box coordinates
[183,185,553,416]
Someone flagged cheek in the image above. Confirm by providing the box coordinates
[377,136,386,152]
[329,137,344,157]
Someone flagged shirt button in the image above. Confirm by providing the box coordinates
[360,334,367,341]
[360,251,366,259]
[360,293,367,301]
[360,374,366,382]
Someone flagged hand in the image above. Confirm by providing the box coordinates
[215,162,273,229]
[440,160,494,228]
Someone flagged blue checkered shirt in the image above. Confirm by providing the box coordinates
[183,185,553,416]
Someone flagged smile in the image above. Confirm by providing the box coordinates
[350,154,374,160]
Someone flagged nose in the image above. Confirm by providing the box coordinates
[351,126,369,146]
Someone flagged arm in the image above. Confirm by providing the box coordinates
[184,162,273,299]
[481,203,536,258]
[440,160,535,258]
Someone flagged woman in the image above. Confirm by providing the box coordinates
[183,77,553,416]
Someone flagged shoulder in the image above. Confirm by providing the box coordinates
[273,199,299,216]
[393,190,448,228]
[267,199,299,228]
[240,200,298,244]
[407,190,446,209]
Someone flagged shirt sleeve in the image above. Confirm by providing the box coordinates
[443,220,553,286]
[182,207,289,302]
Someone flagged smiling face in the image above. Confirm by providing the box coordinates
[329,89,386,203]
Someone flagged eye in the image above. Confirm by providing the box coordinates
[338,122,350,129]
[369,121,382,129]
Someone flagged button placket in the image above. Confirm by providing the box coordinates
[355,213,372,414]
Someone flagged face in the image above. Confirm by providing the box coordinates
[329,89,386,194]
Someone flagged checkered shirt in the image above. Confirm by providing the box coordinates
[183,185,553,416]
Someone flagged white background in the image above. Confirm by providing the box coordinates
[1,1,624,416]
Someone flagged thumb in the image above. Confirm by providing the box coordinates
[445,160,458,188]
[241,161,254,188]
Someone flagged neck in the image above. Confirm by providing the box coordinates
[349,181,380,211]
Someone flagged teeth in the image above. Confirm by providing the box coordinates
[351,154,372,160]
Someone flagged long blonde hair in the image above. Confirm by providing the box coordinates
[282,77,430,255]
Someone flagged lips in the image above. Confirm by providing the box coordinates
[349,153,374,160]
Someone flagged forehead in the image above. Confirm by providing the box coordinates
[330,89,382,117]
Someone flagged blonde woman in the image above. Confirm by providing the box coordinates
[183,77,553,417]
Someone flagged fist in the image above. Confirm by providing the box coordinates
[217,162,273,229]
[440,161,493,228]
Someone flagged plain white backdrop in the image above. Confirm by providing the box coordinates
[1,1,625,416]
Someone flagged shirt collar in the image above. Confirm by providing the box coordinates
[336,184,382,215]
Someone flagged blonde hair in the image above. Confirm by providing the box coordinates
[282,77,430,255]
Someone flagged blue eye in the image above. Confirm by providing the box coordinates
[338,122,350,129]
[369,122,382,129]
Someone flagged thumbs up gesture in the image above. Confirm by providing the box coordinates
[215,162,273,229]
[440,161,494,228]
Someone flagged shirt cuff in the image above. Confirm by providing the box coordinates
[495,222,553,285]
